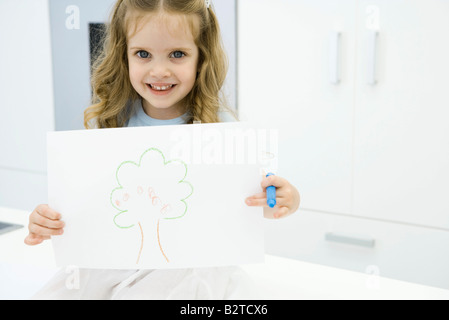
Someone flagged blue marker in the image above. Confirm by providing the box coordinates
[266,173,276,208]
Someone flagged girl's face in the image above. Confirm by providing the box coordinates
[127,13,200,120]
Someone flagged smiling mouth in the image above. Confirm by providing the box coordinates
[147,84,176,91]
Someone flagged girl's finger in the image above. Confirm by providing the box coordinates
[245,197,268,207]
[245,194,291,208]
[273,206,290,219]
[32,212,65,230]
[260,175,287,189]
[29,223,64,237]
[245,192,266,206]
[24,233,50,246]
[35,204,61,221]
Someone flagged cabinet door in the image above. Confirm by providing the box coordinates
[353,0,449,229]
[0,0,54,173]
[239,0,356,214]
[0,0,54,210]
[265,209,449,289]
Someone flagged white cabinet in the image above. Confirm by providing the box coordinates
[0,0,54,173]
[239,0,356,215]
[264,209,449,289]
[239,0,449,288]
[353,0,449,229]
[0,0,54,211]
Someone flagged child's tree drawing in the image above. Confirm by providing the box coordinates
[110,148,193,264]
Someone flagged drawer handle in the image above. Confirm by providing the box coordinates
[329,31,341,85]
[325,232,375,248]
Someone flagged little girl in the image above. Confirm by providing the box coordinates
[25,0,300,299]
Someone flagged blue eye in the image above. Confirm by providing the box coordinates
[137,50,150,59]
[171,51,185,59]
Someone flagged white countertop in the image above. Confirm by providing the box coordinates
[1,206,449,300]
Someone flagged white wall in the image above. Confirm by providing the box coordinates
[0,0,54,211]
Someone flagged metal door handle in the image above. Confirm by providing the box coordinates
[329,31,341,84]
[325,232,376,248]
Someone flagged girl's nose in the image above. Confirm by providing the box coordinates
[149,61,171,79]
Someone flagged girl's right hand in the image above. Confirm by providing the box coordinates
[24,204,65,246]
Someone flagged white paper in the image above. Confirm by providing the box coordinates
[48,122,271,269]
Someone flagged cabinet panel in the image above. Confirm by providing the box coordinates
[265,210,449,289]
[238,0,356,214]
[353,0,449,229]
[0,0,54,173]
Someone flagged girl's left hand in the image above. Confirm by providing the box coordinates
[245,175,300,219]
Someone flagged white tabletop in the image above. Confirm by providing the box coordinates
[1,206,449,300]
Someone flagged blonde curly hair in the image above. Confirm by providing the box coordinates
[84,0,235,129]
